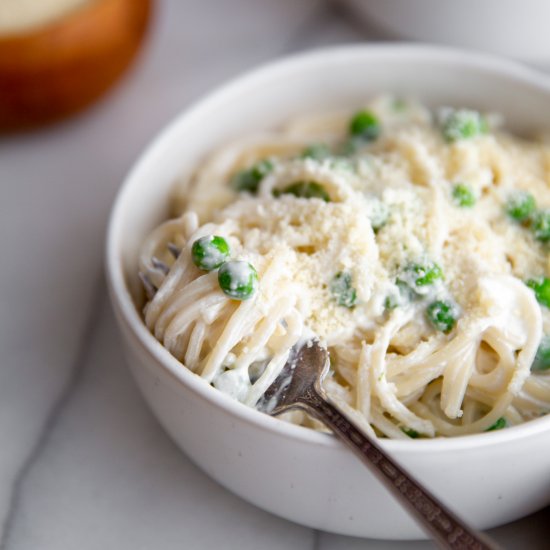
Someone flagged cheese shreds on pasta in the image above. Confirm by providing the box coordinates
[138,95,550,438]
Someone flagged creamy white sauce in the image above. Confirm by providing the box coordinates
[224,260,254,291]
[477,275,537,347]
[213,369,249,402]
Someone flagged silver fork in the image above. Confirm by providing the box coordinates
[258,339,499,550]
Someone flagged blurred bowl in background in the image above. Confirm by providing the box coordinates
[341,0,550,63]
[0,0,152,132]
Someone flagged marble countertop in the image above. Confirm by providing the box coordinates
[1,1,548,548]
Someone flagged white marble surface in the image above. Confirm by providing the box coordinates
[0,1,548,548]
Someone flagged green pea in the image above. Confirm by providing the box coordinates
[384,295,399,310]
[532,209,550,242]
[231,159,274,194]
[486,417,507,431]
[330,272,357,308]
[274,181,330,201]
[191,236,230,271]
[526,277,550,308]
[385,281,411,310]
[441,109,488,142]
[367,198,389,232]
[505,191,536,222]
[532,336,550,371]
[452,183,476,208]
[401,262,444,289]
[349,110,380,141]
[301,144,331,161]
[426,300,457,333]
[393,262,444,303]
[218,261,258,300]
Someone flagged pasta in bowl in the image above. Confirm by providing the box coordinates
[138,95,550,440]
[107,45,550,539]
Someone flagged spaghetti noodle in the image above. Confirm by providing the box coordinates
[138,96,550,438]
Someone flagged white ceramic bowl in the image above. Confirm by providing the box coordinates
[341,0,550,63]
[106,44,550,540]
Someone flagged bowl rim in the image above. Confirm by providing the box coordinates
[106,42,550,454]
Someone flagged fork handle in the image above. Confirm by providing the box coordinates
[297,388,498,550]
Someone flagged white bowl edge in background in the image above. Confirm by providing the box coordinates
[106,44,550,539]
[340,0,550,63]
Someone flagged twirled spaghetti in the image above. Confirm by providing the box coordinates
[138,96,550,438]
